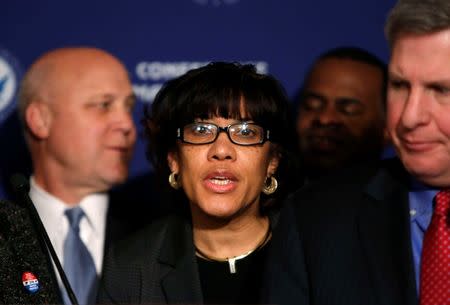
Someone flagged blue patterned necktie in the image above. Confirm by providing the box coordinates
[63,207,98,305]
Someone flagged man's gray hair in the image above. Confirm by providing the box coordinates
[385,0,450,48]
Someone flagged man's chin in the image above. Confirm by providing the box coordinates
[401,156,450,187]
[101,171,129,188]
[303,156,345,176]
[307,139,341,152]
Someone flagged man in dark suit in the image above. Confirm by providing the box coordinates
[264,1,450,304]
[17,47,138,305]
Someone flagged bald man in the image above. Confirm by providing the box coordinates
[17,47,137,305]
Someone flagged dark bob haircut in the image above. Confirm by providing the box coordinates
[144,62,297,210]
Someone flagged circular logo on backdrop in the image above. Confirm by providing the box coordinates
[0,47,22,124]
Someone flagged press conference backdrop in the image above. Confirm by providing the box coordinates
[0,0,394,199]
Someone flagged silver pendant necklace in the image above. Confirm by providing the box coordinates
[194,228,272,274]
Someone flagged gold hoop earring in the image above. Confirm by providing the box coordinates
[168,172,181,190]
[262,176,278,195]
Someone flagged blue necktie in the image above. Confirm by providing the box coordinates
[63,207,98,305]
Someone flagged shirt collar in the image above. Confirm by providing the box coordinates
[78,193,108,235]
[408,178,437,221]
[29,176,109,235]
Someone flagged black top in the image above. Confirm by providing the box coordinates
[197,240,271,304]
[99,211,280,305]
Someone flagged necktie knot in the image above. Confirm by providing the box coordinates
[65,207,84,232]
[434,189,450,217]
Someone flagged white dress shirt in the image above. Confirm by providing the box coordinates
[29,177,108,283]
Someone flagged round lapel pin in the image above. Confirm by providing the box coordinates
[22,271,40,294]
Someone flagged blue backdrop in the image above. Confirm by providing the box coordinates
[0,0,394,198]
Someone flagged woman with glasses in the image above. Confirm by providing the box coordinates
[99,62,297,304]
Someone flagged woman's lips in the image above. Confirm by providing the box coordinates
[203,172,238,193]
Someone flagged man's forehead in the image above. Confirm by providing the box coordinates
[389,34,450,83]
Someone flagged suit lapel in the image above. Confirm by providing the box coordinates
[358,159,417,305]
[157,215,203,304]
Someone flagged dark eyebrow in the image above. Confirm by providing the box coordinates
[388,71,411,83]
[425,80,450,88]
[126,93,137,103]
[335,97,362,104]
[388,71,402,79]
[301,91,326,100]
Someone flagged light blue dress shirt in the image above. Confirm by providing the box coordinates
[408,180,437,294]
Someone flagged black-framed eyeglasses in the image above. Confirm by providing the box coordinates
[176,122,270,146]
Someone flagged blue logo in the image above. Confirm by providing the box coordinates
[0,47,22,124]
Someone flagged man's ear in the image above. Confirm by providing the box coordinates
[167,150,180,173]
[25,102,52,139]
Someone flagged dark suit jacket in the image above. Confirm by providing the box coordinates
[0,200,61,304]
[99,208,281,304]
[4,186,158,305]
[0,169,162,304]
[105,190,155,258]
[105,172,174,261]
[263,158,418,305]
[99,213,204,304]
[92,189,163,303]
